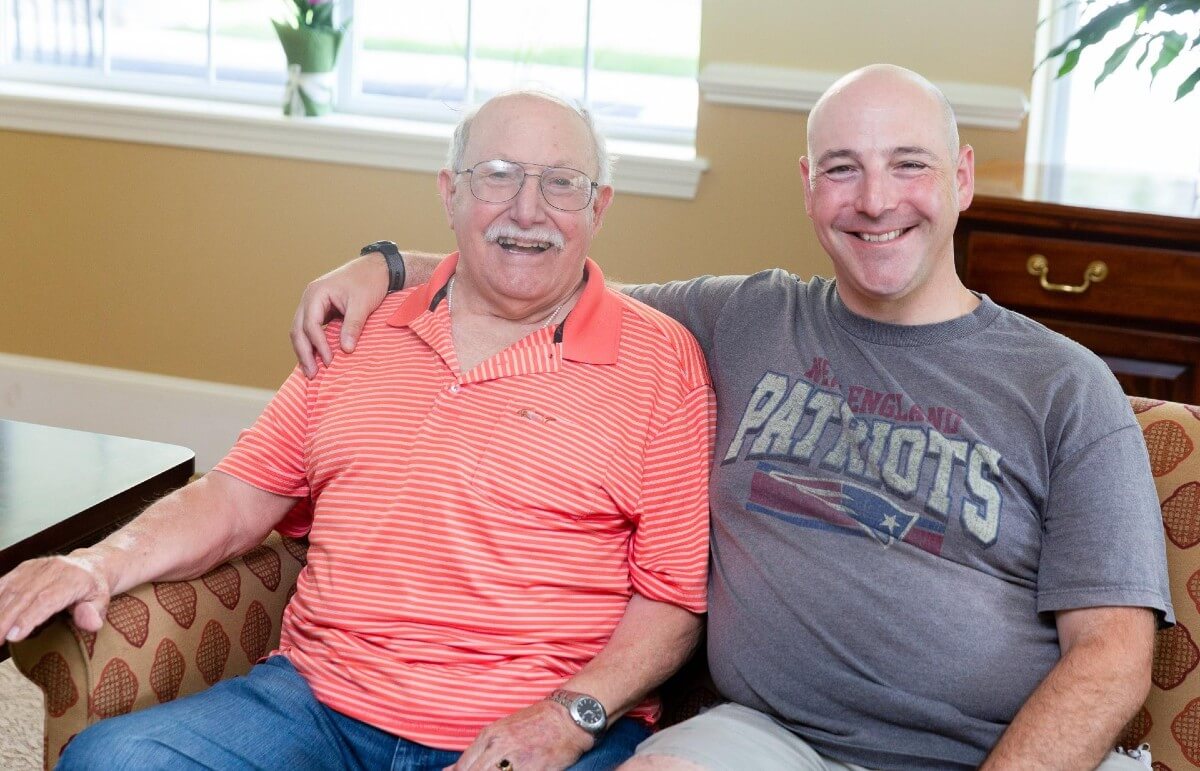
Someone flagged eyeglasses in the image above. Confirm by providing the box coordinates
[457,159,599,212]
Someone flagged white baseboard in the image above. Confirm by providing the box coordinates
[0,353,273,472]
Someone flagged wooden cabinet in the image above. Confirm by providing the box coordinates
[955,166,1200,402]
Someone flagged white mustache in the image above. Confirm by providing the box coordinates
[484,224,565,249]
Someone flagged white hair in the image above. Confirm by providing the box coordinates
[446,90,613,186]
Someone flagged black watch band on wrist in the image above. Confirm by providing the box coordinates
[360,240,405,293]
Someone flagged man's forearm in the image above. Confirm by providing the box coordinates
[0,471,296,642]
[981,607,1154,770]
[90,472,291,595]
[559,593,703,720]
[395,250,442,289]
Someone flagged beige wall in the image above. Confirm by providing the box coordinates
[0,0,1039,390]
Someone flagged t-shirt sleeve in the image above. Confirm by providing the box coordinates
[212,366,314,537]
[626,275,747,356]
[1036,378,1175,625]
[626,383,716,614]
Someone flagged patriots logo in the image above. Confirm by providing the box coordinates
[747,461,945,553]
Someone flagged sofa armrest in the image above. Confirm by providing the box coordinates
[1120,397,1200,768]
[10,532,308,769]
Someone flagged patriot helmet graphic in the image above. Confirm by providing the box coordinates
[748,462,945,553]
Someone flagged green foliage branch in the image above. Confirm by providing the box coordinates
[1041,0,1200,100]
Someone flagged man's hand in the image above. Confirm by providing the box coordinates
[446,699,594,771]
[0,550,113,643]
[0,472,295,646]
[290,253,389,378]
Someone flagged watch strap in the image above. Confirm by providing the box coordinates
[547,689,575,710]
[359,240,405,293]
[546,689,607,736]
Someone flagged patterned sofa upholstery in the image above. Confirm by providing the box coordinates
[11,532,308,770]
[1120,397,1200,769]
[9,397,1200,769]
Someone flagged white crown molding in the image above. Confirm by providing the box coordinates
[699,63,1030,131]
[0,80,708,199]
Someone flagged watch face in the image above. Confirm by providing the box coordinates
[572,696,606,730]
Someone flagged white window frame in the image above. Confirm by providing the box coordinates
[0,0,282,105]
[1026,0,1200,184]
[1025,0,1076,195]
[0,0,707,199]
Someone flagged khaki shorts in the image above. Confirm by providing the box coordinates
[634,702,1148,771]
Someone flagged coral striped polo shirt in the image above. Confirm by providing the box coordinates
[214,255,715,750]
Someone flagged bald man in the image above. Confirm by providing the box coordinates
[290,66,1172,771]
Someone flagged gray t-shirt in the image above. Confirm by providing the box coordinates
[630,271,1173,770]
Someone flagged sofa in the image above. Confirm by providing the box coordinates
[11,533,308,769]
[12,396,1200,769]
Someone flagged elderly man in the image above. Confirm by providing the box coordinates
[290,65,1173,771]
[0,91,715,771]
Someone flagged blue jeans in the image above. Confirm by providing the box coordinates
[58,656,650,770]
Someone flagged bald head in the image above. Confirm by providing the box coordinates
[796,63,976,324]
[447,90,612,185]
[808,64,959,164]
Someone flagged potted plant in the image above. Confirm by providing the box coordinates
[272,0,350,117]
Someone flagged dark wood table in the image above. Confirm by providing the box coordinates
[0,419,195,576]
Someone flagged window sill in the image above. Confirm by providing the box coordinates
[0,80,708,200]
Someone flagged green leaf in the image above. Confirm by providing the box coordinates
[1074,1,1142,45]
[1138,0,1179,25]
[1178,65,1200,99]
[313,3,335,27]
[1135,34,1155,67]
[1041,1,1141,73]
[1057,45,1083,76]
[1162,0,1200,13]
[1044,37,1073,61]
[1096,36,1139,85]
[1151,30,1187,80]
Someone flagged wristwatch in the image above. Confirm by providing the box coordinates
[359,240,405,293]
[547,689,608,737]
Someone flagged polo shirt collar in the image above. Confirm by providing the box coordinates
[386,252,621,365]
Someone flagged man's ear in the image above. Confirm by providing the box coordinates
[799,157,815,216]
[437,169,457,226]
[956,144,975,212]
[590,185,616,231]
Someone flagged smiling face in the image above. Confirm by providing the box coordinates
[437,93,614,320]
[799,66,975,323]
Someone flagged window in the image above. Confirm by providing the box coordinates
[1028,0,1200,212]
[0,0,701,145]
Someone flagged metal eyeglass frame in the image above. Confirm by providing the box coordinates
[456,159,599,212]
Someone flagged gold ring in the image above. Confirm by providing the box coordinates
[498,761,514,771]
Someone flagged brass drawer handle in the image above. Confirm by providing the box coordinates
[1026,255,1108,294]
